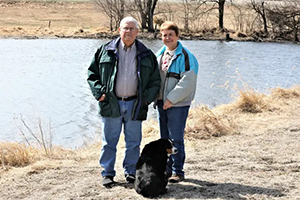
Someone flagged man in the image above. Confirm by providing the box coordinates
[156,21,199,183]
[87,17,161,187]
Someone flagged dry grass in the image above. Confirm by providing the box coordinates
[0,1,111,38]
[232,85,300,113]
[142,119,160,138]
[234,88,271,113]
[2,86,299,170]
[0,1,257,40]
[1,86,300,199]
[0,143,34,169]
[185,105,239,140]
[0,142,76,172]
[270,85,300,99]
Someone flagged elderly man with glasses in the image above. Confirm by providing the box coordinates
[87,16,161,187]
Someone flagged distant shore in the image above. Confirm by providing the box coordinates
[0,26,288,44]
[0,1,297,44]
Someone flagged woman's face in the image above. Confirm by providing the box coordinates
[161,29,179,50]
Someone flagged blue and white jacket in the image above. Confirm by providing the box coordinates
[156,41,199,107]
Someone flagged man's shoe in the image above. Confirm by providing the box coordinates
[125,174,135,183]
[102,176,114,187]
[169,174,184,183]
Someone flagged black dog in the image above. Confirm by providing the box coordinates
[134,138,178,198]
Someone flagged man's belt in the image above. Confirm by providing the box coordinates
[117,95,137,101]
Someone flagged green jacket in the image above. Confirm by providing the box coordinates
[87,37,161,121]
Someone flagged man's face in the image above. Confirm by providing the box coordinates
[161,29,179,51]
[119,21,139,47]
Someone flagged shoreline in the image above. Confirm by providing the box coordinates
[0,27,297,45]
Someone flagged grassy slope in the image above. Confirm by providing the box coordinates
[1,86,300,199]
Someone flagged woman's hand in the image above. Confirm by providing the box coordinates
[163,99,172,110]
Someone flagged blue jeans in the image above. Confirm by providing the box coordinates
[157,100,190,176]
[100,99,142,177]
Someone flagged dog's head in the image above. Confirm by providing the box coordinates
[165,138,178,155]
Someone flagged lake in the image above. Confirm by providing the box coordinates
[0,39,299,148]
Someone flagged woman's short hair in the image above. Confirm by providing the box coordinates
[119,17,139,29]
[160,21,179,36]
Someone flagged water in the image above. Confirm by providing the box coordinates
[0,39,299,148]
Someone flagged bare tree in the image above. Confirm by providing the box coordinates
[134,0,158,32]
[266,0,300,42]
[229,3,255,32]
[152,0,175,25]
[217,0,226,29]
[180,0,206,32]
[207,0,233,30]
[248,0,268,35]
[93,0,125,31]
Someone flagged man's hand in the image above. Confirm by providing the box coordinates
[163,99,172,110]
[98,94,106,101]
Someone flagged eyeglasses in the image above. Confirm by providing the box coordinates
[121,27,136,32]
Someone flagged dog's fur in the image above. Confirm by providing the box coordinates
[134,138,177,198]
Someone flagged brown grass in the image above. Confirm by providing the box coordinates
[0,142,77,171]
[270,85,300,99]
[1,86,300,199]
[2,86,299,167]
[186,105,239,140]
[0,143,34,169]
[0,1,111,38]
[0,1,256,40]
[235,89,270,113]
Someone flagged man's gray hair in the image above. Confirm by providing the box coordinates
[119,17,139,29]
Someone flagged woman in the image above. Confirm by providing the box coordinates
[156,21,199,183]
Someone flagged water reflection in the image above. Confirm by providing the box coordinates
[0,39,299,148]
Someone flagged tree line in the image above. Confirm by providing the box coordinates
[94,0,300,42]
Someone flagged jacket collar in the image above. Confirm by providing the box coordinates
[105,37,149,56]
[156,41,183,58]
